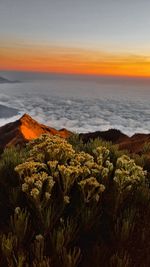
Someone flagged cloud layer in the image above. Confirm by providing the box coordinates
[0,78,149,136]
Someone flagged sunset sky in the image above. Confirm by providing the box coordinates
[1,0,150,77]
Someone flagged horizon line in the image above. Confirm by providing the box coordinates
[1,69,150,80]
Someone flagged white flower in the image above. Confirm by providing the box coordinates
[101,168,109,178]
[95,194,100,202]
[48,178,55,188]
[99,184,105,192]
[64,195,70,204]
[114,155,146,191]
[45,192,51,200]
[22,183,29,192]
[15,207,21,215]
[30,188,40,199]
[35,180,42,189]
[79,177,105,203]
[25,177,35,184]
[35,234,44,241]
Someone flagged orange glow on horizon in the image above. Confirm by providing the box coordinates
[0,41,150,78]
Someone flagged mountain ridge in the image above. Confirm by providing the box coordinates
[0,113,149,154]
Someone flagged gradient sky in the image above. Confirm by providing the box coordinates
[1,0,150,77]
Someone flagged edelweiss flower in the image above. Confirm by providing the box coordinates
[45,192,51,200]
[30,188,40,199]
[35,234,44,241]
[22,183,29,192]
[64,195,70,204]
[15,207,21,215]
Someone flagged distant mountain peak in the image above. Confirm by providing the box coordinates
[0,76,11,83]
[20,113,37,124]
[20,113,31,119]
[0,76,19,83]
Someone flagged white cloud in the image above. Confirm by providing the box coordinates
[0,81,149,136]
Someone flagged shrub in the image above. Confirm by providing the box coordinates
[0,146,27,186]
[0,147,28,230]
[0,134,149,267]
[68,134,129,165]
[142,142,150,153]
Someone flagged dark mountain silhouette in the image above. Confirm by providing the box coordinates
[80,130,150,154]
[80,129,130,144]
[0,76,19,83]
[0,76,12,83]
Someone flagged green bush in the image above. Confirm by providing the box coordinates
[0,147,28,231]
[142,142,150,153]
[0,146,28,186]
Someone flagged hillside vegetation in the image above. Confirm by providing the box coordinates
[0,134,150,267]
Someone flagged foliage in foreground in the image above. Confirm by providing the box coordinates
[0,134,150,267]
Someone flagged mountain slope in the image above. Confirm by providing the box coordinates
[0,114,71,149]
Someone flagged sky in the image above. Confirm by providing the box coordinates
[0,0,150,77]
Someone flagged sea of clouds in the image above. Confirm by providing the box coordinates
[0,78,149,136]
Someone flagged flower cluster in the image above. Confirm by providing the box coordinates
[94,146,110,165]
[15,135,146,207]
[16,162,55,201]
[79,177,105,203]
[15,161,47,178]
[58,165,81,194]
[15,135,115,204]
[28,134,75,163]
[114,155,146,191]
